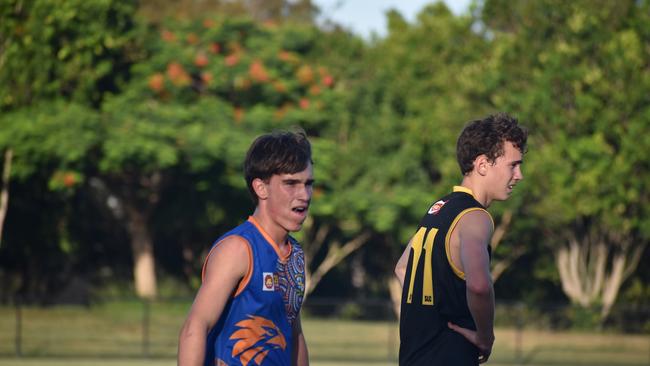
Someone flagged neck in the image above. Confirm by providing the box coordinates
[459,175,491,207]
[251,208,289,247]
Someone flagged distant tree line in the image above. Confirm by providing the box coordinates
[0,0,648,328]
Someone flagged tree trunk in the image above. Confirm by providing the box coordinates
[126,205,157,299]
[553,227,645,320]
[600,244,644,319]
[305,230,370,295]
[488,210,527,282]
[0,149,12,248]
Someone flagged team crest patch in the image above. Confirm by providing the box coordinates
[263,272,274,291]
[428,200,447,215]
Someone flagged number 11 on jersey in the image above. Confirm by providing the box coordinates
[406,227,438,306]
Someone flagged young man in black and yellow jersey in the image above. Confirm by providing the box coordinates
[395,113,527,365]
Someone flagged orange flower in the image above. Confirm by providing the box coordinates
[203,19,216,28]
[309,85,321,95]
[299,98,310,110]
[166,62,191,86]
[234,76,251,90]
[63,173,76,188]
[262,20,278,29]
[201,71,213,85]
[209,42,221,54]
[148,73,165,92]
[296,65,314,85]
[194,53,209,67]
[272,81,287,93]
[225,54,240,67]
[234,107,244,123]
[161,30,176,42]
[278,50,298,64]
[313,187,324,199]
[249,60,269,82]
[322,75,334,87]
[186,33,199,45]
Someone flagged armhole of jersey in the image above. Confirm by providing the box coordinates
[234,241,253,297]
[201,235,254,298]
[444,207,493,280]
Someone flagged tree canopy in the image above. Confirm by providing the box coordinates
[0,0,648,326]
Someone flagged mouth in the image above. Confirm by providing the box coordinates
[292,206,308,215]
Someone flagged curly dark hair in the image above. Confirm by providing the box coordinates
[244,130,312,204]
[456,113,528,175]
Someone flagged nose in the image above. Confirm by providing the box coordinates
[514,166,523,181]
[298,184,312,201]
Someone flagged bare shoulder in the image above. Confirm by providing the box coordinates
[203,235,250,281]
[457,209,494,239]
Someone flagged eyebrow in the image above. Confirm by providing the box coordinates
[283,178,315,184]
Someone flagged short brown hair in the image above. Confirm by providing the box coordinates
[244,130,312,204]
[456,113,527,175]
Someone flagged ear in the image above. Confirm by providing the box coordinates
[252,178,269,200]
[475,155,489,176]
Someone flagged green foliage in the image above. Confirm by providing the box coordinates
[0,102,99,180]
[485,0,650,240]
[329,2,494,241]
[0,0,648,311]
[0,0,140,109]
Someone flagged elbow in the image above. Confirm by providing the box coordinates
[394,264,405,280]
[466,278,492,297]
[178,320,194,341]
[179,317,208,341]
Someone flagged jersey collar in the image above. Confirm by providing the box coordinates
[453,185,475,198]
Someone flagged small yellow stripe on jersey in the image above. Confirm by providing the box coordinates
[453,185,475,197]
[406,227,426,304]
[444,208,493,280]
[422,228,437,306]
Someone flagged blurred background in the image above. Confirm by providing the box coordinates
[0,0,648,365]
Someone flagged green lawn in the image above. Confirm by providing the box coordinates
[0,301,648,365]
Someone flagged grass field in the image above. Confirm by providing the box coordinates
[0,301,648,365]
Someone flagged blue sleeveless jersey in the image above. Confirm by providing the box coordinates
[203,217,306,366]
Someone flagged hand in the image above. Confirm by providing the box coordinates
[447,322,494,364]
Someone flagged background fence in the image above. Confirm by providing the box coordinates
[0,298,648,365]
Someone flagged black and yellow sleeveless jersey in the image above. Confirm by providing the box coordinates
[399,186,493,366]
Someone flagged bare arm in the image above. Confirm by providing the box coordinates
[177,236,249,366]
[292,315,309,366]
[447,210,495,364]
[394,239,413,288]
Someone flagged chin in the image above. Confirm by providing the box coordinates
[287,225,303,233]
[286,221,304,232]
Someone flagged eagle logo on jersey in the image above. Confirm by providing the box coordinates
[428,199,447,215]
[229,315,287,366]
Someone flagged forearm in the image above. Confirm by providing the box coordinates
[178,321,208,366]
[466,285,495,344]
[293,332,309,366]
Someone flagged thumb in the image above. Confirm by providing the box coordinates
[448,322,473,340]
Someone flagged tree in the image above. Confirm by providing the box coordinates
[482,0,650,320]
[303,3,504,309]
[0,0,149,300]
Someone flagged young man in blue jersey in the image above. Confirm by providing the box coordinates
[395,113,527,365]
[179,130,313,366]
